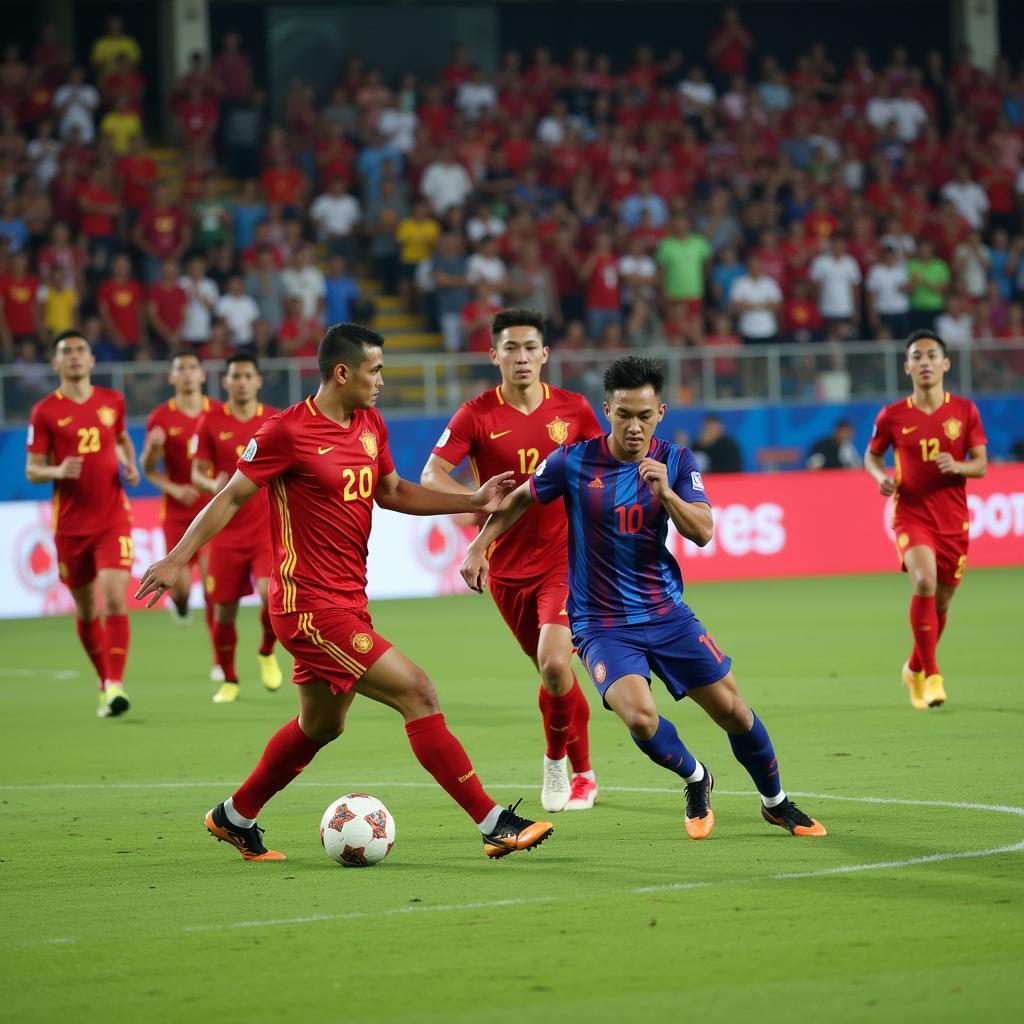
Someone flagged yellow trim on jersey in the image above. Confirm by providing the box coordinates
[52,492,59,532]
[169,399,177,413]
[542,383,550,400]
[494,386,504,406]
[272,479,298,614]
[202,396,210,412]
[55,390,64,400]
[298,612,366,677]
[305,396,318,416]
[945,392,951,404]
[906,397,913,409]
[257,403,264,415]
[468,455,481,487]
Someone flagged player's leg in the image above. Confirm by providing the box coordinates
[67,570,112,713]
[163,520,193,624]
[197,547,221,681]
[255,574,282,692]
[97,567,132,716]
[924,545,964,706]
[212,600,241,701]
[207,541,247,700]
[902,543,939,708]
[357,646,554,857]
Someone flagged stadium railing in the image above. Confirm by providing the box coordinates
[2,338,1023,423]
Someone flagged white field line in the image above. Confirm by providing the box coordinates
[0,668,79,680]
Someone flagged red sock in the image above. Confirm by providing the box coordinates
[76,617,107,687]
[405,713,496,824]
[566,676,592,774]
[204,597,215,655]
[232,717,325,819]
[908,643,922,673]
[909,595,939,676]
[538,685,575,760]
[259,605,276,657]
[213,621,238,681]
[105,614,129,683]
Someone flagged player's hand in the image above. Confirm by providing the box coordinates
[460,543,489,594]
[122,462,141,486]
[147,425,167,447]
[639,457,671,498]
[878,475,897,496]
[57,456,84,480]
[135,556,185,607]
[935,453,961,475]
[173,483,201,506]
[471,471,517,513]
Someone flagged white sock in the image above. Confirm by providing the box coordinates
[683,762,705,784]
[761,789,787,809]
[224,796,255,828]
[573,770,596,781]
[477,804,502,834]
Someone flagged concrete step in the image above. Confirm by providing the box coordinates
[374,311,424,330]
[381,331,443,351]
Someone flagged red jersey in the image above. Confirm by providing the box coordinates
[869,392,987,533]
[235,397,396,615]
[193,402,276,543]
[1,274,40,335]
[433,384,603,583]
[137,205,186,259]
[145,396,221,524]
[98,279,144,344]
[116,153,158,209]
[27,387,131,537]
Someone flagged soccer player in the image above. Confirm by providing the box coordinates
[136,323,554,862]
[461,356,826,841]
[865,330,988,709]
[26,330,141,718]
[421,307,603,812]
[141,350,222,678]
[191,351,282,702]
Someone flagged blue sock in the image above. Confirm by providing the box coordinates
[632,716,698,779]
[728,712,782,800]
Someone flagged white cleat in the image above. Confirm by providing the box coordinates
[540,755,571,812]
[564,774,599,810]
[168,602,193,628]
[210,664,226,683]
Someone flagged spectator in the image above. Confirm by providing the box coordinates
[97,253,145,358]
[115,132,157,224]
[37,223,84,290]
[54,66,99,142]
[455,65,498,121]
[260,150,306,215]
[146,259,188,350]
[692,413,743,473]
[508,239,561,326]
[0,251,41,355]
[245,246,286,332]
[38,265,79,339]
[466,233,508,306]
[809,235,862,331]
[710,244,745,310]
[433,232,471,352]
[133,182,190,283]
[866,245,911,338]
[280,244,326,324]
[222,88,266,179]
[191,177,232,253]
[231,179,266,253]
[212,31,253,104]
[940,164,989,230]
[460,282,501,353]
[703,311,742,395]
[618,235,658,313]
[102,52,145,116]
[934,293,973,349]
[179,255,219,345]
[580,231,621,341]
[324,255,361,325]
[216,273,260,345]
[90,15,141,83]
[277,295,320,358]
[395,199,442,310]
[27,119,61,190]
[782,278,825,343]
[365,173,407,296]
[952,230,990,299]
[620,174,669,230]
[730,253,783,345]
[709,7,754,81]
[806,419,860,470]
[657,214,713,317]
[355,129,402,204]
[310,177,361,260]
[0,197,28,253]
[77,165,120,273]
[466,200,506,244]
[175,84,219,155]
[906,239,950,330]
[420,144,473,216]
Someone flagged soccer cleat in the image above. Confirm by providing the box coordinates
[210,664,226,683]
[901,661,928,710]
[103,683,130,717]
[96,690,113,718]
[684,765,715,840]
[540,755,571,812]
[204,802,286,862]
[168,602,193,628]
[761,797,827,836]
[564,773,599,810]
[259,653,283,692]
[213,681,240,703]
[924,674,947,707]
[482,799,553,859]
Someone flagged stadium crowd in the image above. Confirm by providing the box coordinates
[2,8,1024,388]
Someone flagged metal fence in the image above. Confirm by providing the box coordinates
[3,338,1024,424]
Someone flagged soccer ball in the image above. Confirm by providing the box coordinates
[320,794,396,867]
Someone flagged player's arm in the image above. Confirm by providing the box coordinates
[638,458,713,547]
[936,444,987,479]
[136,470,259,606]
[374,469,514,516]
[460,480,536,593]
[192,456,227,494]
[115,428,140,486]
[864,449,896,495]
[419,453,474,495]
[26,450,82,483]
[141,428,200,506]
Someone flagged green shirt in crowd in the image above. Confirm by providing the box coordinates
[906,257,950,311]
[656,233,713,301]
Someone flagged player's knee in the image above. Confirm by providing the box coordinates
[537,652,571,691]
[300,715,344,745]
[104,592,127,615]
[402,668,440,718]
[910,570,937,595]
[622,705,659,740]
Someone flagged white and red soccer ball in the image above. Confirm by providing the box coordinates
[320,794,396,867]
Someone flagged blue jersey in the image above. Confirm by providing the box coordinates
[529,435,710,630]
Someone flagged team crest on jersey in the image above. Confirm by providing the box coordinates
[897,533,910,548]
[593,661,607,684]
[546,416,569,444]
[97,406,117,429]
[359,431,378,459]
[943,418,962,441]
[350,632,374,655]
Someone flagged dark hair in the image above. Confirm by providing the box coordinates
[603,356,666,396]
[490,307,546,342]
[52,329,92,352]
[170,349,202,365]
[318,322,384,381]
[225,350,260,372]
[905,329,947,355]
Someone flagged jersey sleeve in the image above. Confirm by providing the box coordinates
[672,447,711,504]
[578,396,604,439]
[192,414,214,463]
[431,402,477,466]
[529,445,568,504]
[868,405,893,456]
[144,405,162,435]
[236,414,294,487]
[965,401,988,449]
[26,403,51,455]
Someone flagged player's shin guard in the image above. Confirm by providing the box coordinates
[909,595,940,677]
[212,621,238,680]
[76,617,108,686]
[104,614,130,683]
[405,713,497,824]
[632,716,698,779]
[538,685,575,760]
[231,717,326,819]
[566,675,592,773]
[728,713,783,803]
[258,606,276,657]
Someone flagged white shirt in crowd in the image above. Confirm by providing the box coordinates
[309,192,362,238]
[809,253,862,318]
[455,80,498,121]
[377,107,418,153]
[678,79,717,109]
[466,215,507,244]
[865,261,910,315]
[281,265,326,320]
[953,241,991,298]
[730,273,783,338]
[53,83,100,142]
[178,275,219,343]
[467,253,507,305]
[941,180,990,229]
[870,96,929,140]
[216,292,261,345]
[617,253,658,303]
[27,137,62,188]
[934,312,974,348]
[420,160,474,215]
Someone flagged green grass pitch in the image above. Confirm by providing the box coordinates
[2,568,1023,1024]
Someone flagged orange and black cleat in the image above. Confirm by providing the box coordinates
[204,802,287,861]
[761,797,827,837]
[684,764,715,840]
[483,800,553,859]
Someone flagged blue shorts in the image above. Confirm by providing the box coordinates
[573,605,731,707]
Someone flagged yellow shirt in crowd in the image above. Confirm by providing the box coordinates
[100,111,143,154]
[396,217,441,265]
[90,35,142,79]
[40,285,78,334]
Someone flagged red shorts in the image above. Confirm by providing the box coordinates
[56,518,135,590]
[272,608,392,695]
[489,572,570,659]
[205,535,273,604]
[894,520,970,587]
